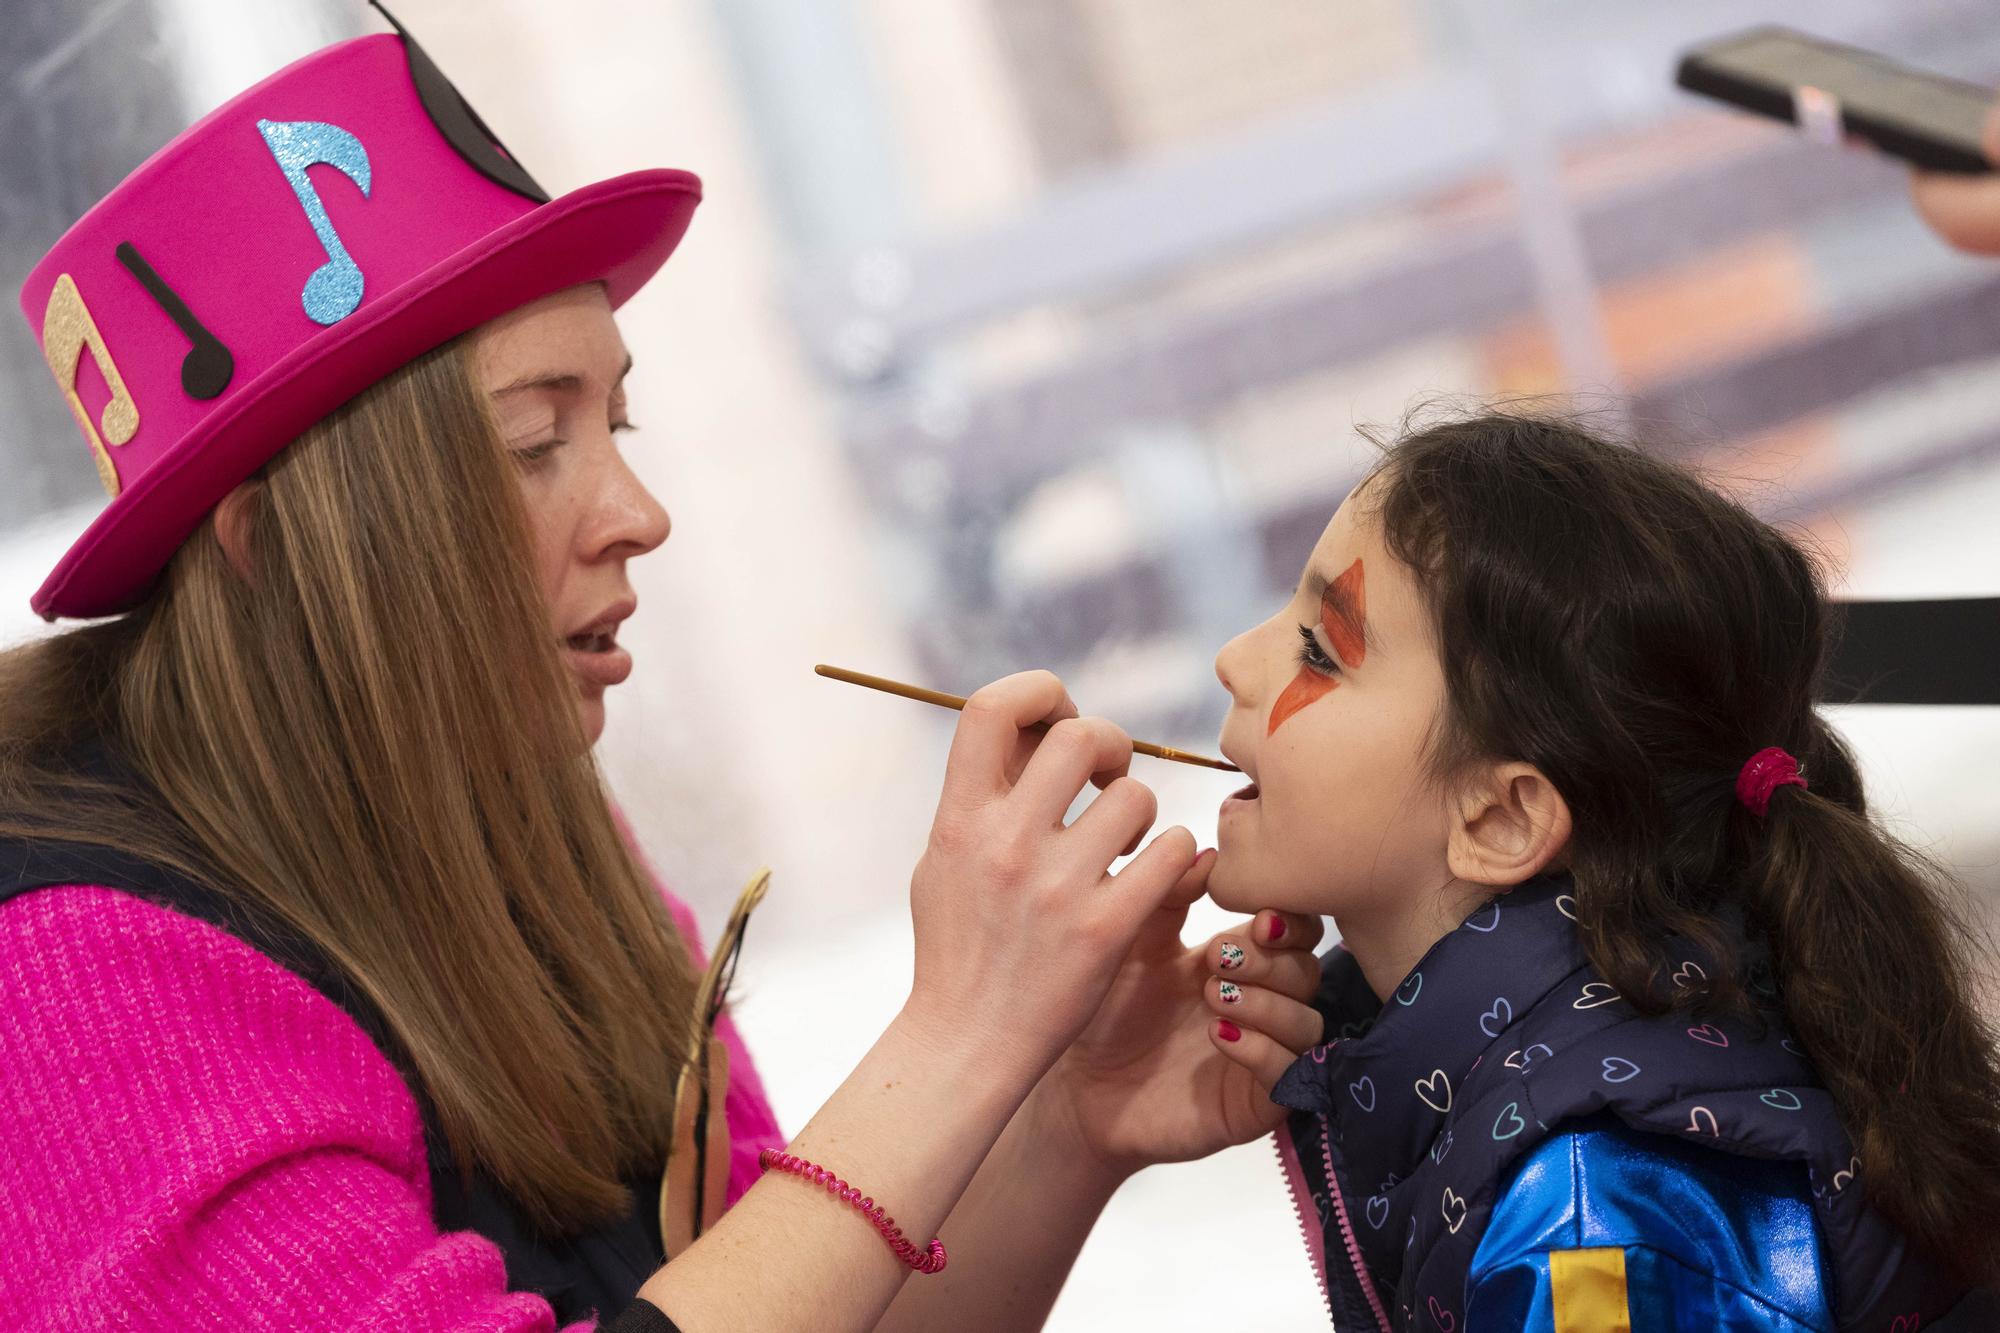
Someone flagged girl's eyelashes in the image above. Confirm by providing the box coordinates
[612,419,638,436]
[1296,623,1340,675]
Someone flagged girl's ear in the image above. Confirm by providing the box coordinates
[1445,762,1572,889]
[214,479,262,585]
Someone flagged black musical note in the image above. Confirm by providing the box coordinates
[116,242,233,400]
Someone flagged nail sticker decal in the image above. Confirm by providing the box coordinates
[1218,981,1243,1004]
[1218,941,1245,970]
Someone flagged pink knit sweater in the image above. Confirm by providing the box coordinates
[0,879,784,1331]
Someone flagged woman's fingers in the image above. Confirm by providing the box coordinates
[1245,908,1324,952]
[1101,826,1200,937]
[1015,716,1134,827]
[940,671,1076,804]
[1210,1012,1316,1090]
[1064,773,1157,870]
[1208,931,1319,1000]
[1206,977,1324,1053]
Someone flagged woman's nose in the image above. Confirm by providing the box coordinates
[589,450,671,559]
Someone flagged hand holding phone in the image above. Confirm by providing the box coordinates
[1678,26,1995,173]
[1677,26,2000,253]
[1910,106,2000,255]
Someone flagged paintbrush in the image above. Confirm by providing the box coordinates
[814,664,1241,772]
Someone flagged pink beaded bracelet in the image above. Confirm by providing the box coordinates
[758,1148,948,1275]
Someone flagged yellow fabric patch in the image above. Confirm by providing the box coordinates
[1550,1246,1631,1333]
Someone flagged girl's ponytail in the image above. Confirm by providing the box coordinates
[1738,719,2000,1282]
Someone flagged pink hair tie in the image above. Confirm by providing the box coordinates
[1736,746,1808,818]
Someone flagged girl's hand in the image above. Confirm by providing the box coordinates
[1034,851,1325,1180]
[903,670,1199,1089]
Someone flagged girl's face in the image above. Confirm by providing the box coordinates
[1210,480,1457,924]
[474,285,669,744]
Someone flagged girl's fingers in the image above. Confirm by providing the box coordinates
[1247,908,1324,952]
[1209,933,1319,999]
[1206,978,1325,1053]
[1210,1015,1312,1091]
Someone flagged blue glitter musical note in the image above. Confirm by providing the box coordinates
[257,119,372,325]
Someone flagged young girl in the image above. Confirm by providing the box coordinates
[1200,412,2000,1329]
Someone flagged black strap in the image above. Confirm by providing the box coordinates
[1822,597,2000,705]
[601,1297,683,1333]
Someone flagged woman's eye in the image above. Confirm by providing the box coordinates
[1296,624,1339,674]
[510,439,564,468]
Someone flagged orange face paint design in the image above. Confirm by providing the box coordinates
[1268,669,1336,735]
[1321,557,1367,668]
[1266,558,1367,737]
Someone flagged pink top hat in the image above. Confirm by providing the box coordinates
[19,16,701,621]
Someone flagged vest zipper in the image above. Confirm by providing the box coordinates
[1271,1129,1333,1323]
[1320,1112,1393,1333]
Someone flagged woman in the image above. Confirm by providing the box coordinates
[0,24,1325,1332]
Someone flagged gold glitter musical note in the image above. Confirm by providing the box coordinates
[41,274,139,497]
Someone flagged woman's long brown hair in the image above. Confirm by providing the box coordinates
[1367,408,2000,1284]
[0,333,700,1234]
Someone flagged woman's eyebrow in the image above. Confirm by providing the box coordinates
[1304,559,1376,662]
[492,352,635,399]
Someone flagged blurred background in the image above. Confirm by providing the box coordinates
[6,1,1998,1325]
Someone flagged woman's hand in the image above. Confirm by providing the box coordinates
[1910,102,2000,254]
[902,670,1199,1089]
[1031,851,1325,1180]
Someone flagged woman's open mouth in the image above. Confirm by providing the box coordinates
[563,627,633,687]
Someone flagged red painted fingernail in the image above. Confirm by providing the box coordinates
[1217,1020,1241,1042]
[1268,916,1287,942]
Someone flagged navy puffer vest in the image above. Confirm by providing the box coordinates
[1271,875,1967,1332]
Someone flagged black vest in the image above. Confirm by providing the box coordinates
[1271,876,1971,1332]
[0,824,667,1324]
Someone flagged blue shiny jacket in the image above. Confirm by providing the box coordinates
[1270,876,1975,1332]
[1470,1116,1831,1329]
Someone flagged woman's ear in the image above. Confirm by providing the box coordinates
[214,480,262,585]
[1445,761,1573,889]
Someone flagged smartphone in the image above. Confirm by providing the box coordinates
[1677,26,1994,174]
